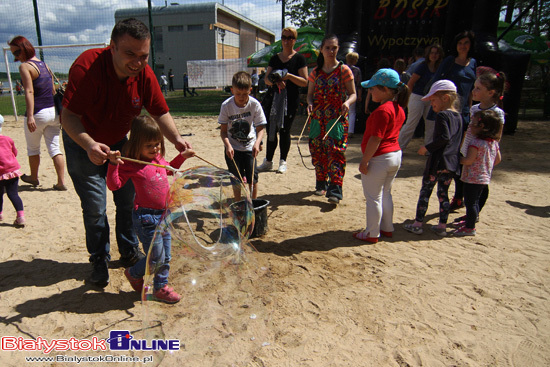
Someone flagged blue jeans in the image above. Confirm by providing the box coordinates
[63,131,139,262]
[130,207,171,289]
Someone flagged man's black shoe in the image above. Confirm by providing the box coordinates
[89,257,109,287]
[119,250,146,268]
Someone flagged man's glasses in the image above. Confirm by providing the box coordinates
[281,35,295,41]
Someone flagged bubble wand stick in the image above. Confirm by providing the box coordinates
[322,115,343,140]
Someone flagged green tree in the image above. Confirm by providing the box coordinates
[502,0,549,38]
[278,0,327,30]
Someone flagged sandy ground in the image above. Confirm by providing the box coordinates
[0,114,549,367]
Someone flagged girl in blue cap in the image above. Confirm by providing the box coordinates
[354,69,409,243]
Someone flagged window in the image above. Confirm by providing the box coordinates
[154,26,163,53]
[187,24,203,31]
[168,25,184,32]
[217,29,239,48]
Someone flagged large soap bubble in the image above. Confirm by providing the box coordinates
[139,166,274,366]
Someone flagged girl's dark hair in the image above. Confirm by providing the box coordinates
[374,83,410,108]
[477,71,507,107]
[472,110,502,140]
[423,43,444,70]
[452,30,475,58]
[123,115,165,159]
[316,34,339,69]
[8,36,36,62]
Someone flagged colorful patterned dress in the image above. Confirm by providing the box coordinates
[307,63,353,199]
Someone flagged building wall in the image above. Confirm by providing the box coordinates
[115,3,274,89]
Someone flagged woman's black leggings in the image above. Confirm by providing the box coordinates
[265,113,297,162]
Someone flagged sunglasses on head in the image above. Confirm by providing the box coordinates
[281,35,295,41]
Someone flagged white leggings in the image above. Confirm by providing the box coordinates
[24,106,62,157]
[361,150,402,237]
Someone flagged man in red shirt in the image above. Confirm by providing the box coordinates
[61,18,192,287]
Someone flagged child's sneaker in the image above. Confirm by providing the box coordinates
[453,226,476,237]
[403,223,423,234]
[257,159,273,172]
[277,159,287,174]
[124,268,144,293]
[152,285,181,304]
[314,189,326,196]
[13,216,25,228]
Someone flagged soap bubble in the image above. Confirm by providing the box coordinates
[140,166,274,365]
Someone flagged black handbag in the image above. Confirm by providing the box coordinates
[47,66,65,115]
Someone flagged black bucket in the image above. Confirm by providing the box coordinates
[230,199,270,239]
[250,199,269,238]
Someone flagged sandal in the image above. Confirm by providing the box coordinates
[403,223,423,235]
[352,231,378,243]
[21,174,39,187]
[53,184,68,191]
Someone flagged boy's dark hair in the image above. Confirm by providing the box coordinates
[232,71,252,90]
[478,71,507,106]
[111,18,150,44]
[473,110,502,140]
[123,115,165,159]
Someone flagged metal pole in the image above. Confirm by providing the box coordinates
[281,0,285,30]
[147,0,156,72]
[3,49,18,121]
[32,0,44,61]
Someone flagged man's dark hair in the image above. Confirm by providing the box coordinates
[111,18,150,44]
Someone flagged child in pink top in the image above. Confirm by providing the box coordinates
[107,115,195,303]
[0,117,25,227]
[454,110,502,236]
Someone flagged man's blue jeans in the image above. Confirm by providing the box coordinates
[63,131,139,262]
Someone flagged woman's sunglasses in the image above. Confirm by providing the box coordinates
[12,49,21,57]
[281,35,295,41]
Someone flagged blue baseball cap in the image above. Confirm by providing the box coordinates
[361,68,402,89]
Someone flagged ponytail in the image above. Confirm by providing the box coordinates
[478,71,507,107]
[395,83,410,108]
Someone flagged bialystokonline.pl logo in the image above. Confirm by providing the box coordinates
[1,330,180,364]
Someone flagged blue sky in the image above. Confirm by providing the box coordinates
[1,0,285,74]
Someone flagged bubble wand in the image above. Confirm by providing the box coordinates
[120,154,224,172]
[297,112,315,171]
[322,115,343,140]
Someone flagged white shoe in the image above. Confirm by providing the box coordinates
[257,159,273,172]
[277,160,287,173]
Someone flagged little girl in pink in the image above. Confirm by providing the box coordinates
[0,117,26,227]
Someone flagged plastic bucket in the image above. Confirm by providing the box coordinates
[250,199,269,238]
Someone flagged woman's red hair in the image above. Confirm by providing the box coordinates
[8,36,35,62]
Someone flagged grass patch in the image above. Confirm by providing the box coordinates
[0,89,230,117]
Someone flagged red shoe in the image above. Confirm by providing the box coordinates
[124,268,144,293]
[380,230,393,238]
[353,231,378,243]
[152,285,181,304]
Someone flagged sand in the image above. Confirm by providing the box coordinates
[0,114,549,366]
